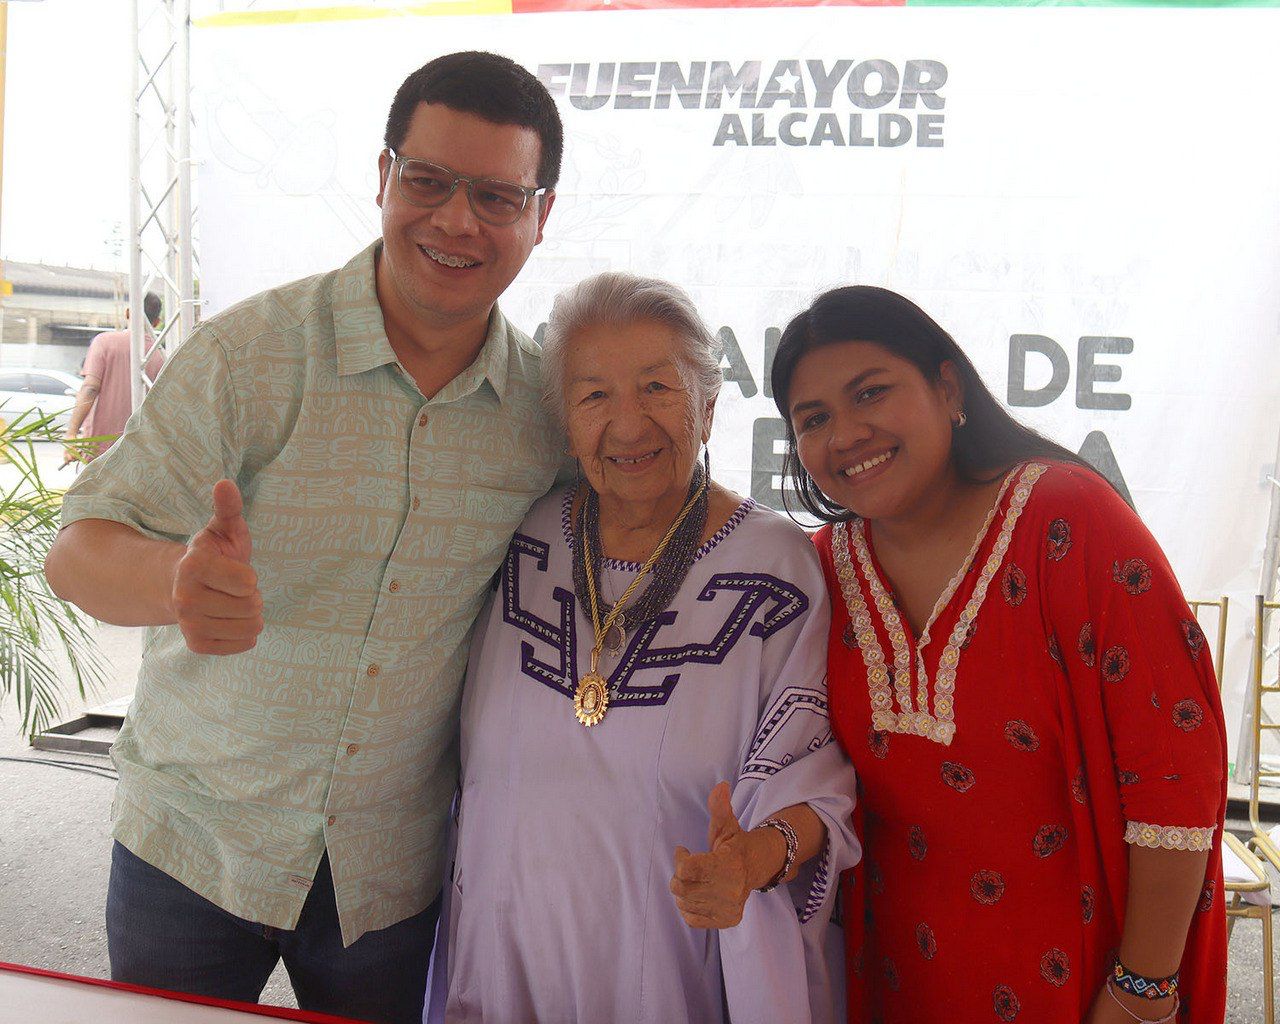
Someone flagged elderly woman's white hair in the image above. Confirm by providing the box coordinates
[540,272,724,425]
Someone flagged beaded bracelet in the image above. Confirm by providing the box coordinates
[1106,979,1180,1023]
[1112,959,1180,1000]
[756,817,799,893]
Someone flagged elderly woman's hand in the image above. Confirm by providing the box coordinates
[669,782,789,929]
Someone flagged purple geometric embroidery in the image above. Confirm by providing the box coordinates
[798,841,831,924]
[603,574,809,708]
[501,533,579,698]
[743,685,832,780]
[502,533,810,710]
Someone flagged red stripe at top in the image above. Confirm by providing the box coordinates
[513,0,903,12]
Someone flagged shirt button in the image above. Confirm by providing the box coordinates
[326,815,336,826]
[367,664,380,677]
[346,743,359,756]
[418,413,429,428]
[388,580,400,593]
[412,496,421,511]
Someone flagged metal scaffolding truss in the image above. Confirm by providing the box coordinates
[1237,427,1280,782]
[1262,431,1280,618]
[130,0,196,411]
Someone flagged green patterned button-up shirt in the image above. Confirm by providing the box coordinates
[60,241,562,945]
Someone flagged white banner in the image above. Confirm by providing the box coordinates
[193,6,1280,758]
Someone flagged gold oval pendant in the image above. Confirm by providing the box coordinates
[574,673,610,727]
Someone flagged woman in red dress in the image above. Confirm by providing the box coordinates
[770,286,1227,1024]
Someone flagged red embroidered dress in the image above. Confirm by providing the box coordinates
[813,461,1227,1023]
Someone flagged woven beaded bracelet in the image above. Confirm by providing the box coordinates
[756,817,799,893]
[1112,959,1180,1000]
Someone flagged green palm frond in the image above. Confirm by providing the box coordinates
[0,410,105,736]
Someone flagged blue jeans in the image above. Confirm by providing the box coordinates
[106,841,438,1024]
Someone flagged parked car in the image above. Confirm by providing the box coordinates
[0,367,83,433]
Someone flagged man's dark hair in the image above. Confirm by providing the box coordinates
[143,292,163,326]
[384,51,563,190]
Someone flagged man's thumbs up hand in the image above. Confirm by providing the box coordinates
[207,479,252,564]
[172,479,263,655]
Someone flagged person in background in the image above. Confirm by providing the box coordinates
[772,285,1227,1024]
[44,51,563,1024]
[63,291,165,463]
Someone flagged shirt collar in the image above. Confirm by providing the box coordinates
[333,240,398,378]
[333,239,512,404]
[467,305,512,404]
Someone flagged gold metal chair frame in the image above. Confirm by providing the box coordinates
[1189,598,1230,693]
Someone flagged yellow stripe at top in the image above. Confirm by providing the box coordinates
[194,2,513,28]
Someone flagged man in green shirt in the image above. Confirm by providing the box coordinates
[45,51,563,1024]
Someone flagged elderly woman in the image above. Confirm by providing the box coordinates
[432,272,859,1023]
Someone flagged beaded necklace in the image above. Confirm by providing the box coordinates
[569,453,710,725]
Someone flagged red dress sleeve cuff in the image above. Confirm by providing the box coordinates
[1123,820,1216,852]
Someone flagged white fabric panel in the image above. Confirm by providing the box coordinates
[192,7,1280,759]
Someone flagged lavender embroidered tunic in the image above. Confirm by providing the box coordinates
[430,488,860,1024]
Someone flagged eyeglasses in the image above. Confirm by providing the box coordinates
[386,149,549,227]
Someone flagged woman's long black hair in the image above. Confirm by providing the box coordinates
[770,286,1109,524]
